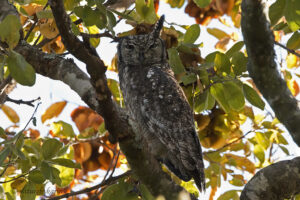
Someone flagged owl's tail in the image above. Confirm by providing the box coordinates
[191,161,206,192]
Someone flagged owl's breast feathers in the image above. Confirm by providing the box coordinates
[119,62,205,192]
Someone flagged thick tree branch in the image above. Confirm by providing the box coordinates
[241,0,300,146]
[0,0,196,198]
[240,157,300,200]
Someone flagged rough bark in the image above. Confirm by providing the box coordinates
[241,0,300,199]
[240,157,300,200]
[0,0,195,199]
[241,0,300,146]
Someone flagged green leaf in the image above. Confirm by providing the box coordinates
[210,83,231,113]
[136,0,157,23]
[194,90,215,112]
[102,180,139,200]
[184,24,200,44]
[28,170,46,184]
[253,144,265,163]
[214,53,231,74]
[223,81,245,111]
[56,165,75,187]
[217,190,239,200]
[255,132,270,150]
[42,138,63,160]
[0,127,6,139]
[50,121,76,139]
[20,181,36,200]
[36,10,53,19]
[231,52,247,76]
[193,0,211,8]
[56,145,70,157]
[286,31,300,50]
[279,145,289,155]
[167,48,185,74]
[51,158,81,169]
[41,161,62,186]
[0,146,10,166]
[284,0,300,31]
[106,11,117,34]
[269,0,285,26]
[226,41,244,58]
[181,73,197,85]
[242,84,265,110]
[138,184,155,200]
[7,50,36,86]
[0,15,21,49]
[64,0,80,11]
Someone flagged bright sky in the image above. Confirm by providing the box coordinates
[1,1,299,199]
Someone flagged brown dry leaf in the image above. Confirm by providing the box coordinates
[71,106,104,132]
[42,36,66,54]
[1,104,20,123]
[108,54,118,72]
[215,0,234,14]
[22,3,43,16]
[224,153,256,174]
[215,37,231,51]
[11,178,27,192]
[39,19,59,39]
[41,101,67,123]
[24,128,40,140]
[73,142,92,163]
[97,151,112,170]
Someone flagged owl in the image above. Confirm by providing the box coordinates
[117,16,205,192]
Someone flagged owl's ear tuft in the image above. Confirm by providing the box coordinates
[152,15,165,38]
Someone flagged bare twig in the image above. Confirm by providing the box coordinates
[6,96,40,107]
[36,34,60,48]
[46,171,132,200]
[275,41,300,58]
[205,130,254,154]
[22,102,41,131]
[80,32,115,39]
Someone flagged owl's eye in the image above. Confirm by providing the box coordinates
[125,44,134,50]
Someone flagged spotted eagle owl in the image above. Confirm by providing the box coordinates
[117,16,205,192]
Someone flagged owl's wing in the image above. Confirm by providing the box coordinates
[139,66,205,191]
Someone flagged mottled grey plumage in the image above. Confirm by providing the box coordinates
[117,16,205,191]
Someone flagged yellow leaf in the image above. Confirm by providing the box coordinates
[215,37,230,52]
[207,28,229,40]
[41,101,67,123]
[39,19,59,39]
[1,104,20,123]
[286,53,298,69]
[11,178,27,192]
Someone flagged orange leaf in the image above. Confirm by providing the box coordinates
[73,142,92,163]
[41,101,67,123]
[24,128,40,140]
[224,153,256,174]
[1,104,20,123]
[71,106,104,132]
[209,185,217,200]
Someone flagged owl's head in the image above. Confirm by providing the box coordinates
[117,16,167,66]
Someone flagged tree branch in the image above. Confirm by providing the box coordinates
[241,0,300,147]
[2,1,197,198]
[240,157,300,200]
[46,171,132,200]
